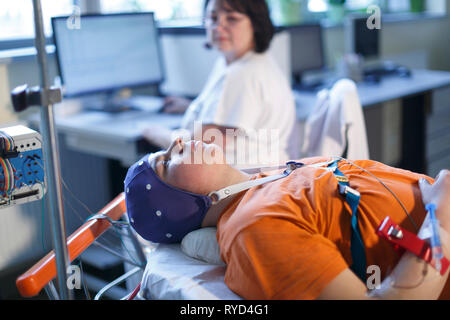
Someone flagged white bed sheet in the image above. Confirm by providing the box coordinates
[138,243,242,300]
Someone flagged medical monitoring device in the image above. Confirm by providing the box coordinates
[0,125,46,209]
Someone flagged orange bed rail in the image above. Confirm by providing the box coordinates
[16,193,126,298]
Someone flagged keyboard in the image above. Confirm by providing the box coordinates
[82,95,165,114]
[292,81,326,92]
[363,64,411,81]
[123,96,165,113]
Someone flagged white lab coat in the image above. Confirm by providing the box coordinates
[301,79,370,160]
[181,51,296,167]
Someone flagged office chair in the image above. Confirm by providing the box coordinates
[301,79,369,160]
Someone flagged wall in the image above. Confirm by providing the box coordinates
[0,64,17,125]
[323,16,450,71]
[160,30,291,96]
[321,14,450,166]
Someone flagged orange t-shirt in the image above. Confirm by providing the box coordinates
[217,158,450,299]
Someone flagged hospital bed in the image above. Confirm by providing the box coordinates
[16,193,241,300]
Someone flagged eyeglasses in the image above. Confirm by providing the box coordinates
[203,12,247,28]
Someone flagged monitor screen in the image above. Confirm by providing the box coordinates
[290,24,324,75]
[351,17,380,58]
[52,13,164,97]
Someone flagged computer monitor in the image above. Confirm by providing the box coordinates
[346,15,380,59]
[289,24,325,87]
[52,13,165,107]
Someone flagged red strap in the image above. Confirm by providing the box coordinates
[377,217,449,276]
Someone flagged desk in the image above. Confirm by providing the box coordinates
[51,109,183,166]
[294,69,450,119]
[294,69,450,175]
[32,69,450,172]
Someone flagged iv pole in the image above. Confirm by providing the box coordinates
[31,0,72,300]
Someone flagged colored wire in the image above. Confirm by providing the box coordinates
[0,137,7,152]
[0,135,10,151]
[6,159,14,192]
[0,131,15,152]
[0,131,15,200]
[0,157,13,193]
[0,158,9,192]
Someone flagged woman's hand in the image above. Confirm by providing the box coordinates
[161,96,192,114]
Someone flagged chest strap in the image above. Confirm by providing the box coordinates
[328,160,367,282]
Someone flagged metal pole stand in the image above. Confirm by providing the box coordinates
[10,0,72,300]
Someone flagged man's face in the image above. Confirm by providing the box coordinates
[149,138,230,195]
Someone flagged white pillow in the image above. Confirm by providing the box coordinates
[181,227,225,266]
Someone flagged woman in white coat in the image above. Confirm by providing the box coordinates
[143,0,296,168]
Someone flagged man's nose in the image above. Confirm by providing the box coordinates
[168,137,183,154]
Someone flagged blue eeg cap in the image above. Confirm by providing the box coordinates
[124,155,212,243]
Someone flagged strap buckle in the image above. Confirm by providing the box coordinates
[285,161,304,174]
[387,226,404,239]
[338,184,361,197]
[377,216,450,276]
[335,175,349,183]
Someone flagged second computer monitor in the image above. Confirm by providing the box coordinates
[346,15,380,59]
[290,24,325,84]
[52,12,165,97]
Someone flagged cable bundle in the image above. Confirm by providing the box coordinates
[0,130,15,153]
[0,131,16,195]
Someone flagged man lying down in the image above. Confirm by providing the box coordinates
[124,138,450,300]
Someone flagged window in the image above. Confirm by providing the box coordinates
[345,0,379,11]
[100,0,204,21]
[0,0,75,41]
[302,0,445,25]
[308,0,328,13]
[306,0,379,13]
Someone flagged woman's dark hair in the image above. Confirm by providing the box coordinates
[203,0,274,53]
